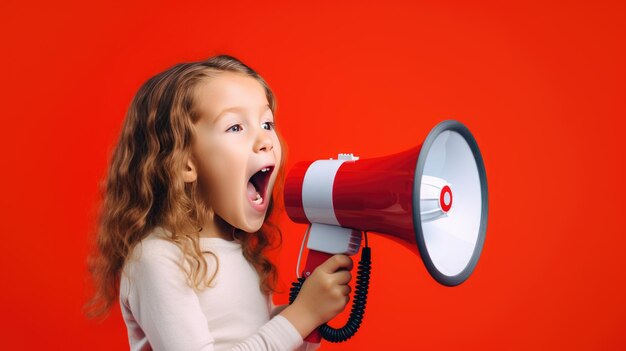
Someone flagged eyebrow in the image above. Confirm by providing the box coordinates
[214,104,271,122]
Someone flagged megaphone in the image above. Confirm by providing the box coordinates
[284,120,488,343]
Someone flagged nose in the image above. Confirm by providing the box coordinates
[254,128,273,153]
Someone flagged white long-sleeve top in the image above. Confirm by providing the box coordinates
[119,226,321,351]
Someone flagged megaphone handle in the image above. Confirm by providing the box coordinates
[290,243,372,343]
[301,249,333,343]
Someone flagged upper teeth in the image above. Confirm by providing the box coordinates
[261,167,270,172]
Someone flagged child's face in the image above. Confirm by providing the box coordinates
[190,71,282,234]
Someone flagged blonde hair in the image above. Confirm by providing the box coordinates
[83,54,288,320]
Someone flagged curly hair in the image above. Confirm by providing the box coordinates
[83,54,288,320]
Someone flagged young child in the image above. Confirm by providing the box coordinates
[84,54,354,350]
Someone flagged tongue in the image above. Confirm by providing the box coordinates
[247,181,260,201]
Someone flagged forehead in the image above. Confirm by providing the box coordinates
[194,71,269,122]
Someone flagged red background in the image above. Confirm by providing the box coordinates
[1,1,624,349]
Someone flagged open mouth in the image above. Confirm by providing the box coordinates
[246,165,274,207]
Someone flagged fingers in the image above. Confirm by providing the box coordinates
[320,254,354,273]
[334,270,352,285]
[342,255,354,271]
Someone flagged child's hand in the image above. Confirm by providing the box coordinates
[296,254,354,325]
[279,254,354,339]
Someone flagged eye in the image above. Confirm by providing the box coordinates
[263,122,275,131]
[227,124,242,132]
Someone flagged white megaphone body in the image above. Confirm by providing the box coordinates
[284,120,488,343]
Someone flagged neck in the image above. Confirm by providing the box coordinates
[198,211,236,241]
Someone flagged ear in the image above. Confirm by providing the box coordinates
[183,158,197,183]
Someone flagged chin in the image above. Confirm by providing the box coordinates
[238,215,264,234]
[239,224,262,234]
[240,196,273,234]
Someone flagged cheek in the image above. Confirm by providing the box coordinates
[196,142,246,199]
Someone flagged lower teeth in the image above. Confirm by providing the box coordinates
[252,192,263,204]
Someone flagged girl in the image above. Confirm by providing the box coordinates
[84,54,354,350]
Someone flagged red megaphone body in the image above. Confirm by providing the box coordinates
[283,120,488,343]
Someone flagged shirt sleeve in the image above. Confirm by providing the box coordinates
[268,295,322,351]
[126,239,306,351]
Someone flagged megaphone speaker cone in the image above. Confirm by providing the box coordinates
[414,120,488,286]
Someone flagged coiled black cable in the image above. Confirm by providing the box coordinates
[289,232,371,343]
